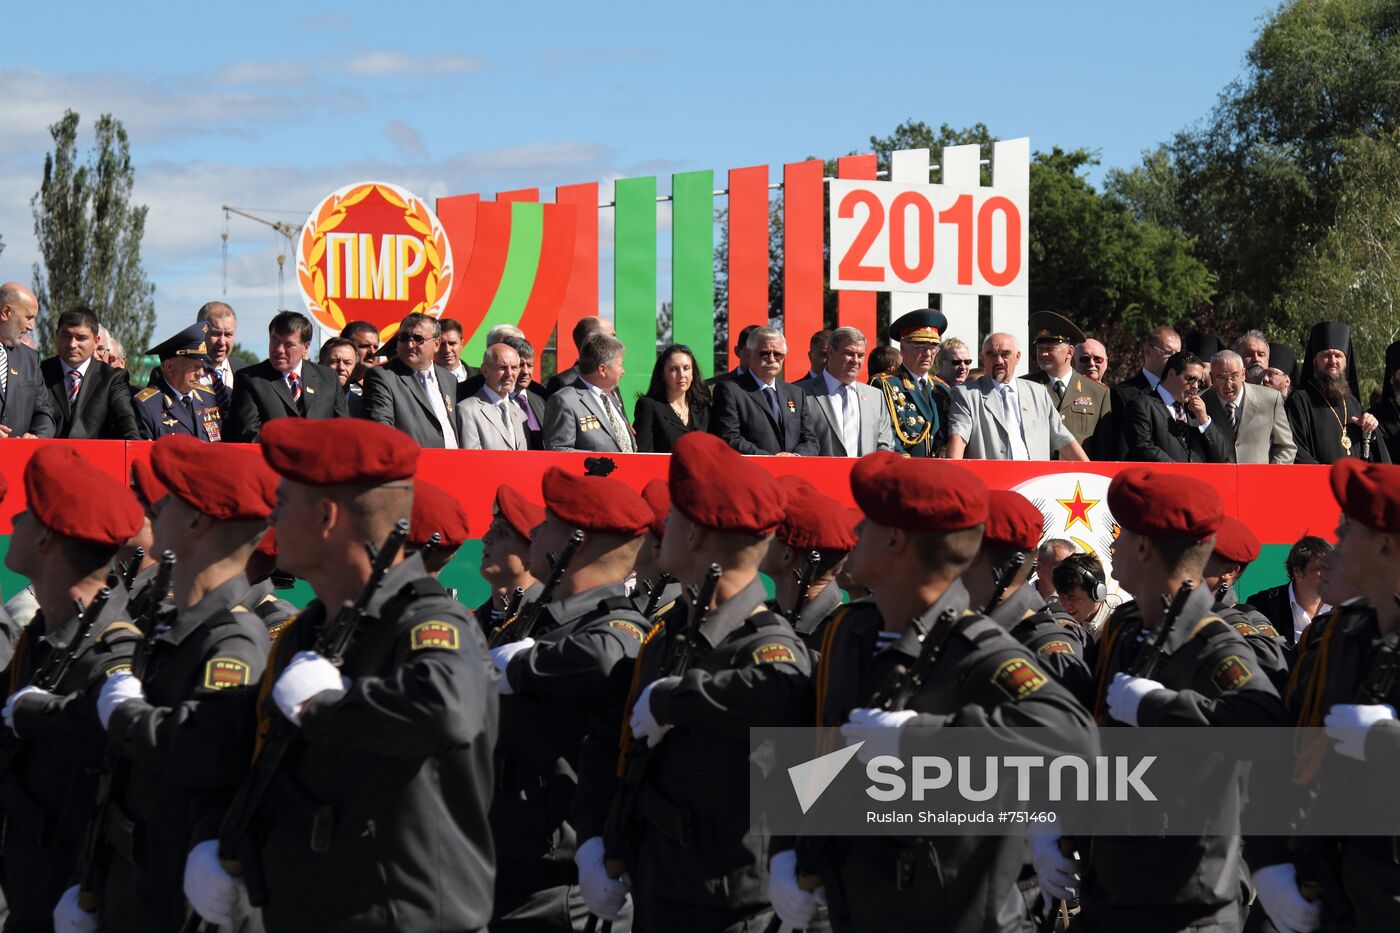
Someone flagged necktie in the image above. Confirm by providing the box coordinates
[839,384,859,456]
[1001,384,1030,460]
[514,392,540,431]
[497,400,517,449]
[288,372,302,402]
[209,365,230,415]
[603,394,634,453]
[0,344,10,398]
[763,385,781,422]
[1053,378,1065,401]
[1174,401,1186,423]
[1230,402,1240,431]
[182,395,196,434]
[66,369,82,406]
[419,372,458,448]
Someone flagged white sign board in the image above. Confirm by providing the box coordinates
[828,179,1029,296]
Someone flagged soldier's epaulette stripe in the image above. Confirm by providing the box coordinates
[191,385,214,396]
[135,387,159,402]
[99,620,143,641]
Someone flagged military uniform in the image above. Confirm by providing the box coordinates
[0,594,140,933]
[1214,585,1290,694]
[870,364,947,457]
[476,580,544,638]
[134,377,223,441]
[491,581,651,931]
[779,581,845,654]
[1021,311,1111,458]
[990,582,1095,707]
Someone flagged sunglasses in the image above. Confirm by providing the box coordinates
[948,359,972,367]
[401,332,433,346]
[756,350,786,360]
[1078,355,1105,365]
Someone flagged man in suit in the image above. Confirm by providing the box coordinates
[40,305,139,439]
[1020,311,1110,458]
[0,282,56,438]
[196,300,245,420]
[710,326,820,456]
[437,318,481,383]
[797,325,895,456]
[1103,325,1181,459]
[708,323,760,385]
[1246,535,1332,647]
[947,333,1087,461]
[543,331,636,452]
[545,315,612,396]
[318,336,364,416]
[1124,350,1235,463]
[1203,349,1296,464]
[229,310,346,442]
[505,336,546,450]
[869,309,951,457]
[361,312,465,448]
[802,329,830,382]
[459,343,528,451]
[133,321,225,441]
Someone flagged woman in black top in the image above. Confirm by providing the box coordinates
[633,344,711,452]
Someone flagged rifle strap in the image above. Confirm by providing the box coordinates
[8,627,29,695]
[1091,616,1131,725]
[616,619,669,774]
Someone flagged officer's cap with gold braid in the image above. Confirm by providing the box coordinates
[1330,459,1400,533]
[851,451,987,532]
[146,320,214,364]
[494,484,545,541]
[409,480,470,548]
[669,432,787,535]
[541,467,652,537]
[1028,310,1086,347]
[26,445,142,546]
[1212,516,1260,566]
[1106,467,1222,540]
[776,475,857,552]
[641,478,671,540]
[261,419,418,487]
[130,459,168,511]
[153,435,278,522]
[889,308,947,346]
[983,490,1045,552]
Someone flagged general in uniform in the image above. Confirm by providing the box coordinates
[1020,310,1111,458]
[869,309,950,457]
[134,321,224,442]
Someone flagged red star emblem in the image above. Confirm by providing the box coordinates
[1056,482,1099,532]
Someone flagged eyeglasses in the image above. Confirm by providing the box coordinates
[401,332,433,346]
[756,350,785,360]
[948,359,972,368]
[1078,355,1105,365]
[1181,375,1203,386]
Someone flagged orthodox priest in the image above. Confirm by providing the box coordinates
[1368,340,1400,464]
[1286,321,1389,464]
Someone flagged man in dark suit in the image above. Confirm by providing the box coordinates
[505,336,546,450]
[1245,535,1333,647]
[545,315,612,396]
[437,317,481,383]
[543,331,635,452]
[710,325,820,456]
[708,324,760,386]
[196,300,246,420]
[1125,350,1235,463]
[229,310,346,443]
[1103,325,1181,459]
[0,282,56,438]
[360,312,465,448]
[40,306,139,439]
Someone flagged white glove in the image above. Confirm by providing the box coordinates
[629,678,678,748]
[490,638,535,695]
[575,836,630,922]
[1252,863,1321,933]
[1324,703,1396,762]
[1030,833,1079,902]
[53,885,98,933]
[1106,672,1164,726]
[183,839,242,926]
[98,671,146,730]
[272,652,348,726]
[769,848,824,928]
[839,707,917,763]
[4,685,49,735]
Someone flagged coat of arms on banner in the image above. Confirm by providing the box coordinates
[1012,472,1122,596]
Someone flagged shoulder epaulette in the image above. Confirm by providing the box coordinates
[958,615,1004,644]
[98,620,143,642]
[134,387,159,402]
[1188,616,1235,643]
[191,385,214,397]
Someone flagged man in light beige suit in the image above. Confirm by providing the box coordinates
[459,342,529,451]
[796,326,897,456]
[1203,349,1296,464]
[946,333,1089,461]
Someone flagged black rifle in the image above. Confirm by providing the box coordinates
[1128,580,1195,680]
[866,607,960,713]
[504,586,527,620]
[120,546,146,593]
[77,552,175,912]
[987,552,1028,614]
[419,532,443,563]
[641,573,673,619]
[182,520,409,933]
[488,530,585,648]
[588,565,722,933]
[791,550,822,620]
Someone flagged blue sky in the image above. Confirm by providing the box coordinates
[0,0,1279,348]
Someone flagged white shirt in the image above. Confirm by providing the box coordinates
[1045,366,1073,396]
[1288,582,1330,645]
[200,357,235,391]
[283,362,305,394]
[822,370,862,455]
[415,367,458,449]
[994,380,1031,460]
[450,363,468,382]
[1156,383,1211,432]
[62,356,94,380]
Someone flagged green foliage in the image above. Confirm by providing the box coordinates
[30,110,155,358]
[229,343,260,367]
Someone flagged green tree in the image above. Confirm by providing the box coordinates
[30,109,155,356]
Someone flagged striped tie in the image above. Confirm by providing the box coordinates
[66,369,82,406]
[208,365,231,416]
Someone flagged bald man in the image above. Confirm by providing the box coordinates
[0,283,56,438]
[947,333,1087,460]
[1074,338,1109,383]
[458,343,528,450]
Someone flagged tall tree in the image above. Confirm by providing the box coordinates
[31,110,155,356]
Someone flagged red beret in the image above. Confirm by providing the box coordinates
[1212,516,1260,566]
[26,446,142,547]
[152,435,278,522]
[130,459,168,510]
[255,527,278,559]
[261,419,418,487]
[1107,467,1223,540]
[850,452,987,532]
[541,467,652,537]
[1330,459,1400,533]
[777,476,857,552]
[409,480,470,549]
[494,484,544,541]
[983,490,1046,551]
[669,433,787,535]
[641,478,671,540]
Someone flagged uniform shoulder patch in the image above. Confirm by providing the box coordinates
[1210,654,1253,692]
[605,619,644,640]
[104,661,132,677]
[410,620,460,651]
[752,642,798,665]
[1037,639,1076,656]
[991,657,1049,700]
[1231,620,1259,637]
[134,387,159,402]
[203,657,252,690]
[1254,622,1280,639]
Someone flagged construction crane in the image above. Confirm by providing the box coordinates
[221,205,305,309]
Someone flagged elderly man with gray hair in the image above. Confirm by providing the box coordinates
[543,330,635,452]
[458,343,528,450]
[1202,348,1296,463]
[797,325,896,456]
[710,325,820,455]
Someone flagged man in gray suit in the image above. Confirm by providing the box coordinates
[459,343,528,451]
[543,331,634,452]
[0,283,56,438]
[1204,349,1296,464]
[797,325,896,456]
[360,312,464,448]
[947,333,1087,461]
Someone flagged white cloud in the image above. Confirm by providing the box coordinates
[214,60,309,86]
[342,51,486,77]
[384,121,427,159]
